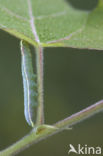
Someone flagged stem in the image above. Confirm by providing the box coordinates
[54,100,103,128]
[1,100,103,156]
[36,47,44,125]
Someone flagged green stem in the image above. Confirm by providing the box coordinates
[36,47,44,125]
[0,100,103,156]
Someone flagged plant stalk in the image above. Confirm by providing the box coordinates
[0,100,103,156]
[36,47,44,125]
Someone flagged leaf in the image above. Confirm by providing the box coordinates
[0,0,103,49]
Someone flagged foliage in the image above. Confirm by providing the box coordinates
[0,0,103,49]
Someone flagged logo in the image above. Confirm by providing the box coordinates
[68,144,102,155]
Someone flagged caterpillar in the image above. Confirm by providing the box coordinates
[20,41,37,127]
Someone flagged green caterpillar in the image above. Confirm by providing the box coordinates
[20,41,37,127]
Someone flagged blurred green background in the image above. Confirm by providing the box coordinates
[0,0,103,156]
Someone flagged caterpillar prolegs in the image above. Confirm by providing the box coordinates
[20,41,37,127]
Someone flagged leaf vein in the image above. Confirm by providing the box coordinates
[0,5,28,22]
[27,0,40,43]
[46,27,84,44]
[35,11,67,20]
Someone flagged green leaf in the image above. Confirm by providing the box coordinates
[0,0,103,49]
